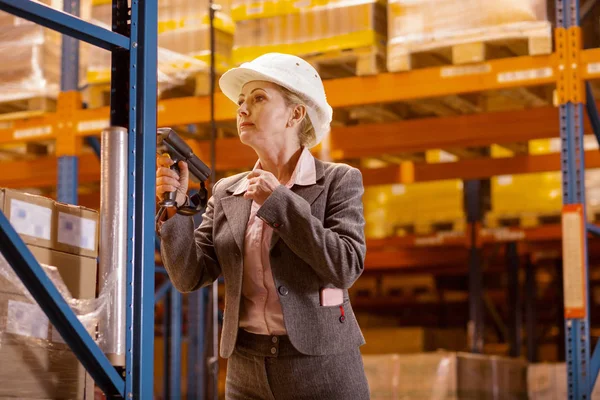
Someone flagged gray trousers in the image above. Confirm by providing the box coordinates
[225,329,370,400]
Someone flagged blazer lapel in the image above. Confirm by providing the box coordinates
[221,178,253,253]
[270,159,325,249]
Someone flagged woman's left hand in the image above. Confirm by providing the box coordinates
[244,169,281,205]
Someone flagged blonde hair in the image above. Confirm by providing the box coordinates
[278,86,317,148]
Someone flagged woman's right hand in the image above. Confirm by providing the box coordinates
[156,153,189,207]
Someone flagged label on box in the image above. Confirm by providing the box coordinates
[57,212,97,251]
[7,299,48,340]
[9,199,52,240]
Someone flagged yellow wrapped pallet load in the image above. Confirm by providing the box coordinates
[487,136,600,227]
[363,150,465,238]
[87,0,233,97]
[0,1,91,105]
[231,0,386,69]
[387,0,551,71]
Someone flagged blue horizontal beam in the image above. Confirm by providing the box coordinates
[0,210,125,398]
[0,0,129,51]
[155,280,172,303]
[587,223,600,237]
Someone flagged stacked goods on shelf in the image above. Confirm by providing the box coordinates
[387,0,551,72]
[363,352,527,399]
[0,188,99,399]
[86,0,233,106]
[0,0,91,114]
[360,327,467,355]
[487,137,600,228]
[528,363,600,399]
[231,0,386,77]
[363,150,464,238]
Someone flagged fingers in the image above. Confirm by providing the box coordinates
[178,161,189,180]
[156,176,181,188]
[247,170,261,179]
[156,184,179,195]
[157,167,180,181]
[157,154,174,168]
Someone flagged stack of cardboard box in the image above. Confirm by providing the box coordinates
[364,351,528,399]
[0,188,99,399]
[0,1,90,103]
[528,363,600,399]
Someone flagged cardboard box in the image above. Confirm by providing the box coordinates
[364,352,527,400]
[54,202,99,259]
[0,189,100,259]
[361,327,467,355]
[0,249,97,399]
[0,188,55,250]
[27,245,97,299]
[0,288,95,399]
[528,363,600,399]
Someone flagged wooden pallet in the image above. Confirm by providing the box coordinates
[82,71,220,108]
[381,274,436,299]
[388,21,552,72]
[0,96,56,118]
[304,44,386,79]
[393,218,466,236]
[486,212,561,229]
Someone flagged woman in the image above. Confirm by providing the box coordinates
[156,53,370,399]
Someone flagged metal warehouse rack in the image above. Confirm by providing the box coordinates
[0,0,599,398]
[0,0,157,398]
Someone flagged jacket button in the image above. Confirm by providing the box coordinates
[278,286,288,296]
[339,316,346,323]
[273,222,280,228]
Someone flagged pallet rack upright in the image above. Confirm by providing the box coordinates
[0,0,157,398]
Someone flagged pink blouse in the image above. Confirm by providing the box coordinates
[233,147,316,335]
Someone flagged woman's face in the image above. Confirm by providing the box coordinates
[236,80,294,149]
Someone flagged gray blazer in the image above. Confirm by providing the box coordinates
[159,158,367,359]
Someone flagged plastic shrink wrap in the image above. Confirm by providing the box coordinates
[363,352,527,400]
[0,187,118,399]
[0,0,91,103]
[231,0,386,66]
[88,0,233,96]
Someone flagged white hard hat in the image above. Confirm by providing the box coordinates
[218,53,333,148]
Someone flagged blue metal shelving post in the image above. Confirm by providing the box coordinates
[0,0,158,398]
[56,0,80,205]
[556,0,600,397]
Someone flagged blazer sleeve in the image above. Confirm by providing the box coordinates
[256,166,366,289]
[159,181,222,293]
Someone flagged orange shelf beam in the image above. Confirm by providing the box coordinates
[4,149,600,189]
[6,47,600,145]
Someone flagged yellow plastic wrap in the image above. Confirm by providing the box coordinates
[0,1,91,103]
[232,0,386,66]
[488,137,600,226]
[88,0,234,89]
[86,19,212,96]
[364,178,464,238]
[387,0,551,71]
[0,253,107,399]
[363,352,528,399]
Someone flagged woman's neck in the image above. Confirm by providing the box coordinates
[256,145,303,184]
